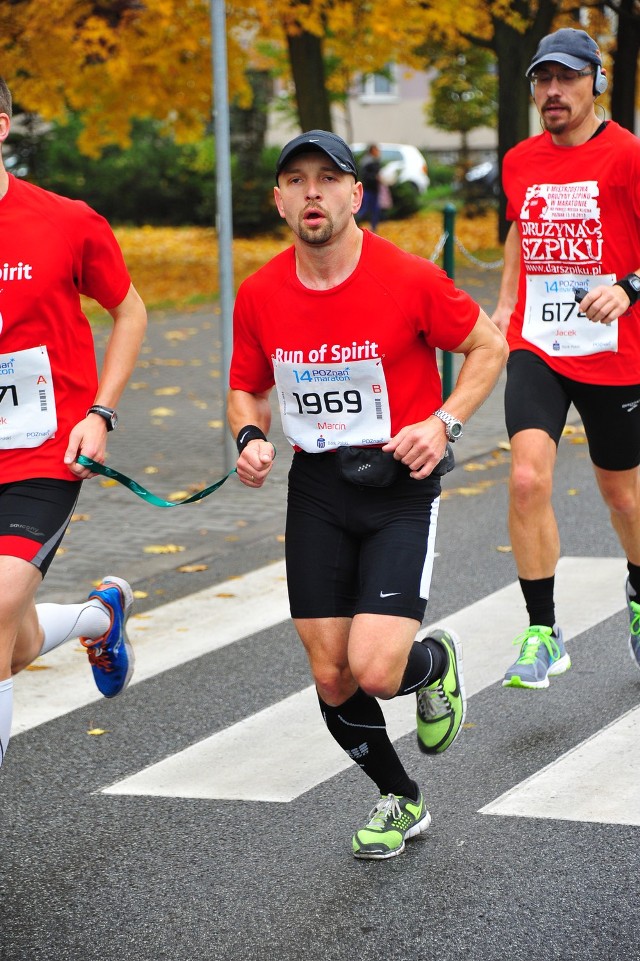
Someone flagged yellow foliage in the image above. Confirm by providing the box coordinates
[0,0,577,153]
[77,212,500,314]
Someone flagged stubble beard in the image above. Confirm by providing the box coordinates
[298,212,335,245]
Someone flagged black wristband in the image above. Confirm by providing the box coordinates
[614,273,640,307]
[236,424,267,454]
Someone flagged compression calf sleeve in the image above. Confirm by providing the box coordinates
[318,688,418,801]
[519,575,556,629]
[0,677,13,769]
[396,638,446,695]
[36,601,111,657]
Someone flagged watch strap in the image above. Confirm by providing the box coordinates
[614,274,640,307]
[87,405,117,431]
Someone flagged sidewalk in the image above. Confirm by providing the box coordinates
[41,264,512,602]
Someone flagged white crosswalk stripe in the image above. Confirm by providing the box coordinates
[15,555,638,824]
[99,556,633,817]
[480,705,640,826]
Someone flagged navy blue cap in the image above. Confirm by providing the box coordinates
[275,130,357,180]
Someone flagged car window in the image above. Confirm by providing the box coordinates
[380,149,403,164]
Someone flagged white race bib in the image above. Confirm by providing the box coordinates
[523,273,618,356]
[0,346,57,449]
[273,357,391,452]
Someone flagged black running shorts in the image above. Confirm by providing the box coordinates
[285,451,442,621]
[0,477,82,576]
[505,350,640,471]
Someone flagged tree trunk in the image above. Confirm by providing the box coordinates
[286,30,332,131]
[490,2,558,241]
[610,0,640,133]
[230,69,272,174]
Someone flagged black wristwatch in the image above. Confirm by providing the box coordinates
[87,405,118,431]
[433,408,463,442]
[614,273,640,307]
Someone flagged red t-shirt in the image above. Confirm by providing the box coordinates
[503,121,640,384]
[230,230,480,442]
[0,175,131,482]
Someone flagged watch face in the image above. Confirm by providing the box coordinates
[450,422,463,438]
[630,276,640,292]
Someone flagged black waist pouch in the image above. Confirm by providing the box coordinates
[336,444,455,487]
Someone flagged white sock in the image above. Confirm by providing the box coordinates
[36,601,111,656]
[0,677,13,769]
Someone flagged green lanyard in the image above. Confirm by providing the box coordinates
[77,455,236,507]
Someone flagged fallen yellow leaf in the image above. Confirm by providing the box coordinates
[149,407,175,417]
[133,590,148,599]
[208,419,224,428]
[168,491,190,501]
[99,478,119,488]
[496,545,512,553]
[154,386,182,396]
[143,544,186,554]
[25,663,50,671]
[567,488,579,496]
[129,382,148,390]
[71,513,90,522]
[177,564,209,573]
[215,592,237,598]
[87,728,109,736]
[144,466,159,474]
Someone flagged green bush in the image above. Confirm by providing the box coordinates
[15,116,282,233]
[388,181,422,219]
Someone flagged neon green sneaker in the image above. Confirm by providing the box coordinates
[352,791,431,860]
[416,628,466,754]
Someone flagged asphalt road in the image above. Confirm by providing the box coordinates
[2,434,639,961]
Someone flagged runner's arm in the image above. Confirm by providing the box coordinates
[384,308,508,479]
[576,269,640,326]
[64,283,147,478]
[491,222,520,336]
[227,387,276,488]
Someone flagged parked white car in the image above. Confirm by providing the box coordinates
[351,142,430,193]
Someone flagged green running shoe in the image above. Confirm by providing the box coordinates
[502,625,570,689]
[352,791,431,860]
[416,628,466,755]
[625,578,640,671]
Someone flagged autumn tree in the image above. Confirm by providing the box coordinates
[428,46,498,171]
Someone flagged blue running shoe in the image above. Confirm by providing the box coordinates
[503,625,570,689]
[625,578,640,671]
[80,576,134,698]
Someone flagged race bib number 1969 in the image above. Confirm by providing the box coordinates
[0,346,57,449]
[273,357,391,452]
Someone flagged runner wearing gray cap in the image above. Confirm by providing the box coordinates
[492,27,640,690]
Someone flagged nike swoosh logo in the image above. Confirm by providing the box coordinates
[238,430,250,446]
[379,591,401,598]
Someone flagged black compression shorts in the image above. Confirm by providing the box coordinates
[505,349,640,471]
[0,477,81,577]
[285,451,442,621]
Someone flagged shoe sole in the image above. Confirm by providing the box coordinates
[416,627,466,754]
[502,652,571,689]
[96,575,135,697]
[352,810,432,860]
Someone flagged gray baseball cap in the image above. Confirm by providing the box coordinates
[527,28,602,76]
[275,130,357,181]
